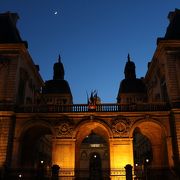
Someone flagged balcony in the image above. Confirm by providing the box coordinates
[5,102,170,113]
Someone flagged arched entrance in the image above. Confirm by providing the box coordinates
[74,121,111,179]
[131,120,169,179]
[133,127,153,179]
[19,123,53,178]
[133,127,153,166]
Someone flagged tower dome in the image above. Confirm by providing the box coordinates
[42,55,73,104]
[117,54,147,103]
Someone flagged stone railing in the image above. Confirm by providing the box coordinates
[12,102,171,113]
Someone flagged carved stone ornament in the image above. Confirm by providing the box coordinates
[112,116,131,137]
[80,151,88,160]
[144,114,151,119]
[56,122,73,137]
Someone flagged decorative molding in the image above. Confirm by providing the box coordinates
[80,150,88,160]
[144,114,151,120]
[54,117,74,137]
[112,116,131,137]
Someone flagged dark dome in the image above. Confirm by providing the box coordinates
[119,78,147,94]
[42,79,72,94]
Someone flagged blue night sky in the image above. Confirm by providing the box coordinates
[0,1,180,103]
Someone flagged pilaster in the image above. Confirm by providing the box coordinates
[109,138,134,179]
[0,112,15,168]
[165,52,180,102]
[168,110,180,174]
[52,138,76,178]
[166,136,174,167]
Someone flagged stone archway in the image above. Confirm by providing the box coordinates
[133,127,153,166]
[17,121,54,170]
[74,120,111,179]
[130,119,168,167]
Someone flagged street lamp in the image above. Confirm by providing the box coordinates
[38,160,44,179]
[18,174,22,179]
[144,158,150,180]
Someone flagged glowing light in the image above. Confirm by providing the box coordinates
[94,155,96,158]
[90,144,101,147]
[40,160,44,164]
[18,174,22,178]
[54,11,58,15]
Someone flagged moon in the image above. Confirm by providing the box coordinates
[54,11,58,15]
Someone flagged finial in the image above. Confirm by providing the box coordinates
[53,54,64,80]
[127,53,131,62]
[58,54,61,63]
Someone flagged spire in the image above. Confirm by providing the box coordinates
[53,55,65,80]
[124,54,136,79]
[127,53,131,62]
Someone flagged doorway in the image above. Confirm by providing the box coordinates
[89,152,102,180]
[79,132,109,179]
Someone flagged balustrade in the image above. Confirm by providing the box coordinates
[0,102,172,113]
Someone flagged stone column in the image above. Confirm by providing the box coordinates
[0,114,15,166]
[151,144,162,166]
[0,113,15,178]
[166,136,174,168]
[109,138,134,180]
[52,138,75,179]
[170,111,180,175]
[11,138,20,168]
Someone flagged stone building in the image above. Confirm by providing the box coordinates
[0,9,180,180]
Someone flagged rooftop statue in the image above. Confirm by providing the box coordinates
[87,90,101,111]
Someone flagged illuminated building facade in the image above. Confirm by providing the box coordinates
[0,9,180,180]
